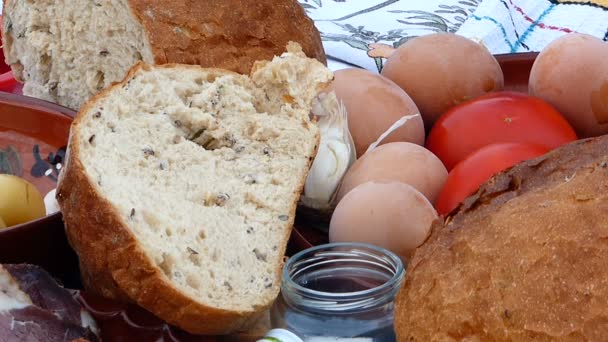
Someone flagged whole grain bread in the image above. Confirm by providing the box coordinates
[395,135,608,340]
[56,43,333,335]
[2,0,326,110]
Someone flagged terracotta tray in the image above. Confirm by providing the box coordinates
[0,52,538,341]
[0,92,80,287]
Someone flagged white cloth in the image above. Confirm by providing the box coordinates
[301,0,481,71]
[457,0,608,54]
[300,0,608,72]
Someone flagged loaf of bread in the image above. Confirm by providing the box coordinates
[2,0,326,110]
[56,43,333,335]
[396,136,608,340]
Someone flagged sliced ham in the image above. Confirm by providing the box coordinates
[0,264,98,342]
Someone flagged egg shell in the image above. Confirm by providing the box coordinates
[529,33,608,138]
[381,33,504,128]
[337,142,448,204]
[327,68,425,158]
[329,181,439,260]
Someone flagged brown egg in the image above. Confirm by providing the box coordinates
[529,33,608,138]
[327,68,424,158]
[381,33,504,128]
[329,181,438,260]
[337,142,448,204]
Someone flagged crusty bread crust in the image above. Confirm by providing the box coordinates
[57,62,320,335]
[2,0,326,110]
[126,0,327,74]
[396,136,608,340]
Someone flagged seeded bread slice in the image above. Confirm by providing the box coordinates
[56,43,333,335]
[2,0,326,110]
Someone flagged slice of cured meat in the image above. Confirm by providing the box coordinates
[0,264,99,342]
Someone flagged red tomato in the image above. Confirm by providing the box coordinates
[426,91,577,171]
[435,142,550,216]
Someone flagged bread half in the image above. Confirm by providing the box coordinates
[2,0,326,110]
[396,135,608,340]
[56,43,333,335]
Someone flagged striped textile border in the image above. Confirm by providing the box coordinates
[547,0,608,10]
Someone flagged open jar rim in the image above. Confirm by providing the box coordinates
[281,242,405,309]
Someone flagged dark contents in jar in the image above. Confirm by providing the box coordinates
[283,267,398,340]
[276,243,404,342]
[297,270,387,293]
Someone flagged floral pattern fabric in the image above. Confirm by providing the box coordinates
[301,0,608,72]
[301,0,482,71]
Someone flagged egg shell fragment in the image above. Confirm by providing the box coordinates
[329,181,439,261]
[337,142,448,204]
[529,32,608,138]
[381,33,504,128]
[327,68,425,158]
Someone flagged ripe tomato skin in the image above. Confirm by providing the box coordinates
[435,142,550,216]
[426,91,577,171]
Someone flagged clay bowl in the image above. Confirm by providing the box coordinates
[0,92,82,287]
[291,52,540,251]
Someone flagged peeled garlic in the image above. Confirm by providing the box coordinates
[301,91,356,210]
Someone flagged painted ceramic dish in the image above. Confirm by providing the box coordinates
[0,91,82,286]
[0,93,71,195]
[292,52,540,250]
[73,291,221,342]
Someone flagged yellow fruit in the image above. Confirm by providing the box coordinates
[0,216,6,229]
[0,174,46,227]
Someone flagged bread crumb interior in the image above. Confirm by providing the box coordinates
[5,0,153,109]
[76,58,326,310]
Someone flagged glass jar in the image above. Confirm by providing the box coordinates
[270,242,405,342]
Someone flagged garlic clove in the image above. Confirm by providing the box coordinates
[301,91,356,210]
[304,140,351,204]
